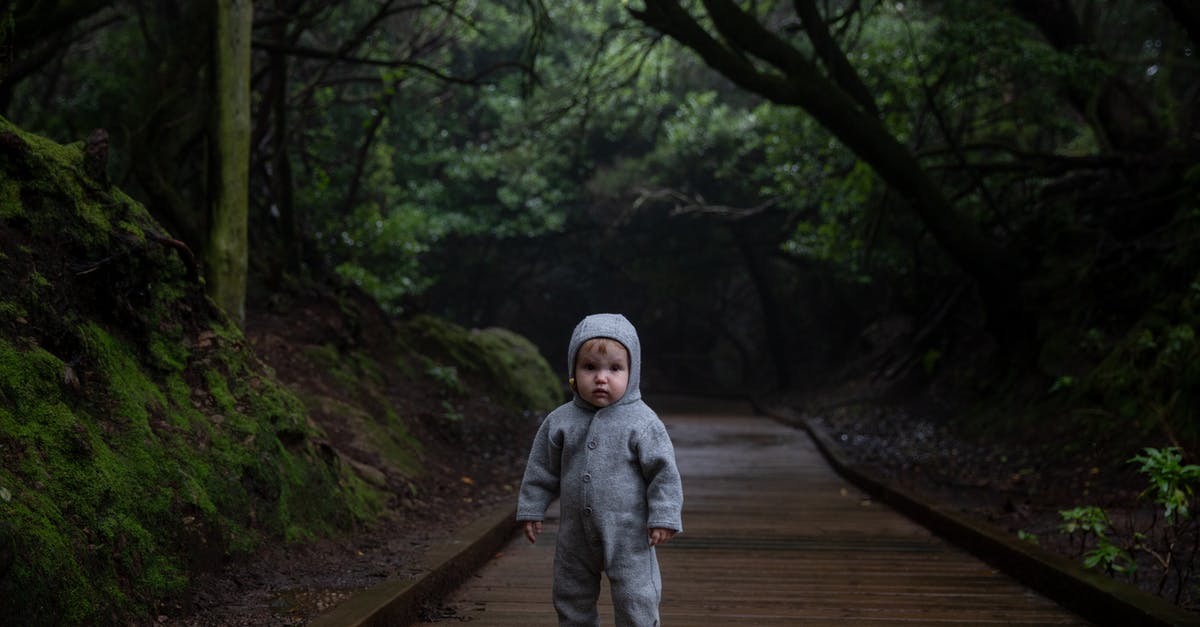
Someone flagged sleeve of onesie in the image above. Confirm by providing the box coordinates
[638,417,683,533]
[516,415,562,521]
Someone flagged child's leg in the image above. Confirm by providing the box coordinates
[553,545,602,627]
[605,544,662,627]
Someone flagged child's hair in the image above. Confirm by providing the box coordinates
[576,338,625,364]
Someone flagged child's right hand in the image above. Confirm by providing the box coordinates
[524,521,543,544]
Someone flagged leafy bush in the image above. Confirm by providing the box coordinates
[1054,446,1200,602]
[1130,447,1200,521]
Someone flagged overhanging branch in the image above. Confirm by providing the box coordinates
[251,40,529,85]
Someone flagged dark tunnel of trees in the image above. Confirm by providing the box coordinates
[3,0,1198,440]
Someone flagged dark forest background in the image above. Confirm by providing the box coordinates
[6,0,1200,506]
[3,0,1200,620]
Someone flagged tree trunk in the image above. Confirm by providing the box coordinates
[207,0,252,326]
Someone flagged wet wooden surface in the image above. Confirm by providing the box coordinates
[427,398,1090,625]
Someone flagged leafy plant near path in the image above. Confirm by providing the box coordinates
[1058,505,1137,575]
[1130,447,1200,522]
[1056,447,1200,604]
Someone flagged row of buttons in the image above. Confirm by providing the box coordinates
[583,438,598,516]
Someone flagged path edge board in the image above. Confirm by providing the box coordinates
[309,502,519,627]
[755,400,1200,627]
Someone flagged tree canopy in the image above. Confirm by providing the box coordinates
[2,0,1197,438]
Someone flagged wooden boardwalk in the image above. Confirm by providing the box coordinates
[427,399,1090,625]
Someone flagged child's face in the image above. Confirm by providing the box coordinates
[573,340,630,408]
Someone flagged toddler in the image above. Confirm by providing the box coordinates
[517,313,683,627]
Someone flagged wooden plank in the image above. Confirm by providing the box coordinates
[425,403,1091,625]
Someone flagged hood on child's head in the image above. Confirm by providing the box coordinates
[568,313,642,406]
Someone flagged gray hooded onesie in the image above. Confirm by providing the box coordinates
[517,313,683,627]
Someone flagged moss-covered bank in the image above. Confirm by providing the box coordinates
[0,117,559,624]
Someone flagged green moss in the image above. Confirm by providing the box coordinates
[0,337,63,406]
[0,335,189,623]
[1,495,94,624]
[0,118,394,623]
[0,120,112,249]
[78,323,159,430]
[148,334,188,372]
[360,411,423,477]
[0,177,19,219]
[472,327,562,414]
[29,271,50,289]
[117,219,145,240]
[200,335,385,541]
[402,314,560,414]
[0,301,26,322]
[205,367,238,416]
[407,314,477,368]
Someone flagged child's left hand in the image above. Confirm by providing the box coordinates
[648,527,676,546]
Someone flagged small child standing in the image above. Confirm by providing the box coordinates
[517,313,683,627]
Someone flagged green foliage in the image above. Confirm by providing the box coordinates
[1057,506,1137,575]
[1067,283,1200,443]
[1081,541,1138,575]
[1056,446,1200,592]
[426,364,465,396]
[1058,505,1111,537]
[1048,376,1075,394]
[290,1,583,313]
[1129,447,1200,522]
[440,400,465,423]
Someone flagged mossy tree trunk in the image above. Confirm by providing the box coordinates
[207,0,252,326]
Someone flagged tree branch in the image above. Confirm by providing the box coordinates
[631,0,1022,291]
[791,0,879,117]
[251,39,528,84]
[633,187,780,221]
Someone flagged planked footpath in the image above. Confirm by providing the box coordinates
[425,398,1092,625]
